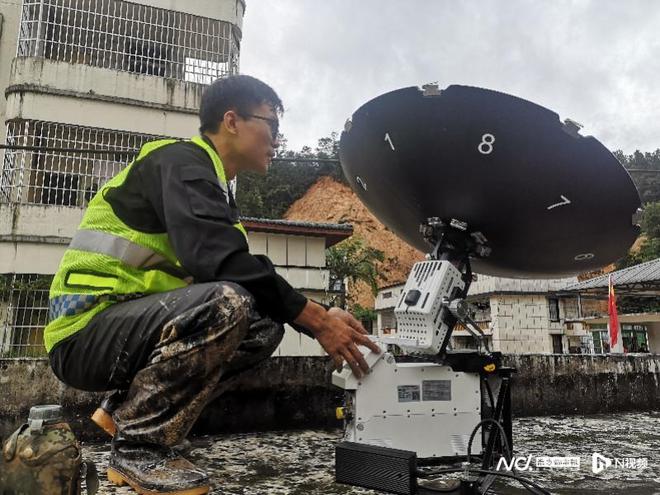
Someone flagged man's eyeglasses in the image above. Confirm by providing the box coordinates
[240,114,279,140]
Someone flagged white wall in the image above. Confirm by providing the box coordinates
[247,232,327,268]
[489,295,551,353]
[9,56,202,113]
[6,91,198,139]
[0,2,20,145]
[135,0,244,29]
[647,322,660,354]
[374,284,404,311]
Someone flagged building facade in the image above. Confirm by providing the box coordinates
[563,257,660,354]
[375,274,598,354]
[0,0,245,356]
[0,0,351,359]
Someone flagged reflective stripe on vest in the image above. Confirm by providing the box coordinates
[69,229,191,281]
[71,229,168,268]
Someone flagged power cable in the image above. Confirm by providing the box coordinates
[466,418,512,464]
[417,467,552,495]
[417,418,552,495]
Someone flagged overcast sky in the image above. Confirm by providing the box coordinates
[240,0,660,154]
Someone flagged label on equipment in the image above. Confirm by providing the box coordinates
[397,385,420,402]
[422,380,451,401]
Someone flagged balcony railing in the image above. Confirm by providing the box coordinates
[1,119,162,206]
[17,0,239,83]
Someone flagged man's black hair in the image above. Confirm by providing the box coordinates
[199,75,284,134]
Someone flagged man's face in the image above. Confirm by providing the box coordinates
[233,103,280,175]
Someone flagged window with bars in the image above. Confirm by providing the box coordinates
[1,119,164,206]
[0,274,52,358]
[17,0,239,82]
[548,297,560,322]
[380,311,396,331]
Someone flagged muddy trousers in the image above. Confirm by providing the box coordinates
[49,282,285,447]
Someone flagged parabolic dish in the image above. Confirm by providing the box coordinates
[339,85,641,278]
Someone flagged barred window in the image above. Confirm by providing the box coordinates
[1,119,164,206]
[0,274,52,358]
[17,0,239,82]
[381,311,396,330]
[548,297,560,322]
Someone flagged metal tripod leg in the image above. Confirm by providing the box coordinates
[475,368,513,494]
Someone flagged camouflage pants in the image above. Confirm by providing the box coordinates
[50,282,284,447]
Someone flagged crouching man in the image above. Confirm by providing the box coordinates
[44,75,379,495]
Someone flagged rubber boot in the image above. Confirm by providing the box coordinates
[108,437,209,495]
[92,390,193,455]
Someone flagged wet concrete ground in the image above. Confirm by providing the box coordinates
[84,412,660,494]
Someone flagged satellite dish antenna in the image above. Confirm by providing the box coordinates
[339,84,641,278]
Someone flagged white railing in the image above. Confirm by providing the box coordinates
[1,119,162,206]
[17,0,239,83]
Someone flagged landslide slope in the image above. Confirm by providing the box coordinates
[284,176,424,308]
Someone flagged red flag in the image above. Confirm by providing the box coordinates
[608,274,620,348]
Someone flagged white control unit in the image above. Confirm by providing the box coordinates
[385,260,465,354]
[332,344,482,459]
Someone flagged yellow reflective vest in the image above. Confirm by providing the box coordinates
[44,136,246,352]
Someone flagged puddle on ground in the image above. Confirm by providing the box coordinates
[83,412,660,494]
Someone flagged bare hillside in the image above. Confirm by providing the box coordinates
[284,176,424,308]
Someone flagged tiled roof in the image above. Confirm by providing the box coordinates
[241,217,352,231]
[563,257,660,296]
[240,217,353,248]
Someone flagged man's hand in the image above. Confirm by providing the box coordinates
[294,301,381,378]
[327,306,367,334]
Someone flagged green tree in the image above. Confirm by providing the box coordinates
[326,237,385,308]
[641,201,660,239]
[235,133,345,218]
[617,201,660,268]
[614,149,660,203]
[351,303,378,333]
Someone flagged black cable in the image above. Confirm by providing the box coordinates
[431,418,552,495]
[414,416,532,495]
[466,419,512,465]
[416,467,552,495]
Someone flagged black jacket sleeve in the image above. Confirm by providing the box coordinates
[138,142,308,324]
